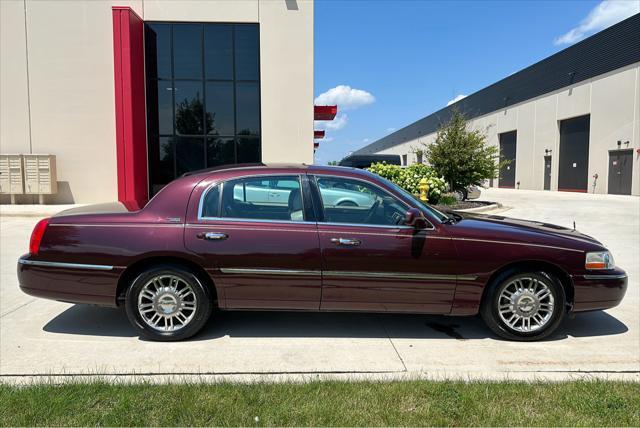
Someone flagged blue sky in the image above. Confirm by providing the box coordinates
[313,0,639,164]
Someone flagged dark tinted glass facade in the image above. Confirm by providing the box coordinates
[145,23,261,194]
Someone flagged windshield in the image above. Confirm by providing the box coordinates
[373,175,450,223]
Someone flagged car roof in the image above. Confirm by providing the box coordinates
[183,163,366,178]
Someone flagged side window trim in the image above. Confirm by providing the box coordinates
[198,173,312,223]
[311,174,415,229]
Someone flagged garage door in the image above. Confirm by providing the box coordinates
[558,115,590,192]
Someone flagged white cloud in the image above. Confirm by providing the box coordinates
[363,138,370,143]
[447,94,467,106]
[386,127,396,132]
[554,0,639,45]
[315,113,348,131]
[314,85,375,110]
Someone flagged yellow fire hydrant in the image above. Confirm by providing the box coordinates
[419,178,429,202]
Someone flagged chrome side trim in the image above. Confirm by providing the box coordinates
[220,268,321,276]
[197,216,314,225]
[49,223,183,228]
[583,274,628,280]
[323,271,477,281]
[217,268,477,281]
[319,222,415,230]
[19,259,115,271]
[452,237,584,253]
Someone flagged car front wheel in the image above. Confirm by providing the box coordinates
[125,265,213,341]
[481,271,565,341]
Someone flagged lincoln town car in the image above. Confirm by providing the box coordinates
[18,164,627,341]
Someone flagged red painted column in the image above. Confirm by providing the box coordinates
[112,6,148,207]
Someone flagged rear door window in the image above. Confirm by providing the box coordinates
[219,175,305,221]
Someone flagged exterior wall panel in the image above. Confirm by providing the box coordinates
[143,0,259,22]
[364,63,640,196]
[20,0,143,203]
[259,0,314,165]
[0,1,31,203]
[590,67,638,195]
[0,0,313,204]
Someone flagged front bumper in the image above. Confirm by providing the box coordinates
[17,255,121,307]
[571,267,628,312]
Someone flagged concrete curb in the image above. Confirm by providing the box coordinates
[455,202,503,213]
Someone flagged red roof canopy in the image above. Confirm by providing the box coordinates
[314,105,337,121]
[314,130,325,139]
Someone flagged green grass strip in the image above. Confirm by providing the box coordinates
[1,380,638,426]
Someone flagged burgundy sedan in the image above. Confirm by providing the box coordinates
[18,164,627,341]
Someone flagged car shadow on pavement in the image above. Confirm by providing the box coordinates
[43,304,627,342]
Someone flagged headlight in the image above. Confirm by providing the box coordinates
[585,251,615,270]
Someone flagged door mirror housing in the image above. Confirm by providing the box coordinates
[405,208,428,228]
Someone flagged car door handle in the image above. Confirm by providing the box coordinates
[330,237,361,246]
[198,232,228,241]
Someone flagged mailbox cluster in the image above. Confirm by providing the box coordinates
[0,154,57,204]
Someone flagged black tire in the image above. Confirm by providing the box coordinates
[125,264,213,341]
[480,270,565,341]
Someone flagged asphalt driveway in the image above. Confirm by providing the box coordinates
[1,189,638,382]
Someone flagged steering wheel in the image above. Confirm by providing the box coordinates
[363,199,381,224]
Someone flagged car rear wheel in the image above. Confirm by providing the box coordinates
[481,271,565,341]
[125,265,213,341]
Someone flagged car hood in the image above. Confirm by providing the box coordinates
[452,212,604,249]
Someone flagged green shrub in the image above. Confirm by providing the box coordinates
[366,162,447,203]
[437,193,458,206]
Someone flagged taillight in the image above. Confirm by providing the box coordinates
[29,218,50,255]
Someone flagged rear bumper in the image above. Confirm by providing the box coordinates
[571,268,628,312]
[17,255,121,307]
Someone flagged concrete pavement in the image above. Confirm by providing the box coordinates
[1,189,638,383]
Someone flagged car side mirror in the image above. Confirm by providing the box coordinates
[405,208,427,228]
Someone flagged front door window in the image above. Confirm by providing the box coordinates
[315,176,408,226]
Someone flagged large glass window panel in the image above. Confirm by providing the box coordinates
[205,25,233,80]
[237,135,260,163]
[206,136,235,167]
[145,24,171,79]
[174,81,204,135]
[234,25,259,81]
[175,136,205,176]
[149,136,175,194]
[205,82,234,135]
[173,24,203,79]
[236,82,260,135]
[145,22,261,196]
[149,81,173,135]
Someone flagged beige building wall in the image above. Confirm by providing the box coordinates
[376,62,640,196]
[0,0,313,204]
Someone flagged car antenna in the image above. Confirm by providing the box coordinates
[573,221,576,231]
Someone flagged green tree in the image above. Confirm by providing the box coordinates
[327,160,339,166]
[424,110,508,195]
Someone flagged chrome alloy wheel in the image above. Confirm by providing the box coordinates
[497,276,555,333]
[137,274,198,332]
